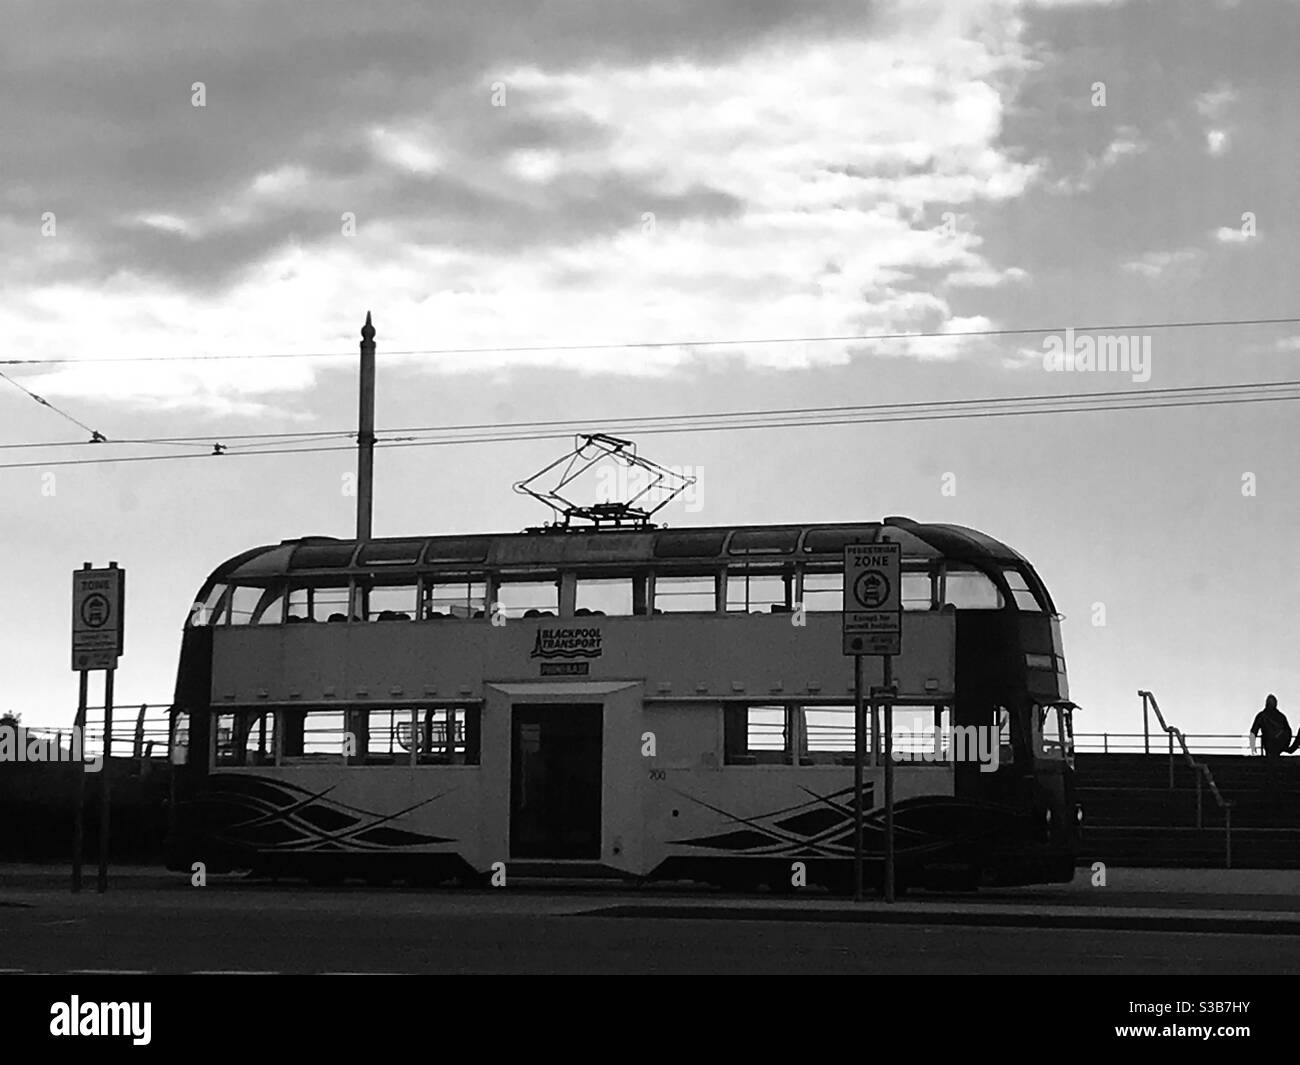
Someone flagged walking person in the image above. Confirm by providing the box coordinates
[1251,695,1292,757]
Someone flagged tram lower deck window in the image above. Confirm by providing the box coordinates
[724,705,792,765]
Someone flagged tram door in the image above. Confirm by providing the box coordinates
[510,704,603,859]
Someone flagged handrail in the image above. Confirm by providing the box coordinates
[1139,690,1233,868]
[1075,732,1252,755]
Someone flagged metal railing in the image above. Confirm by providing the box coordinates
[1076,732,1251,755]
[12,704,172,761]
[1137,689,1233,868]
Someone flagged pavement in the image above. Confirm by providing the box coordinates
[3,862,1300,925]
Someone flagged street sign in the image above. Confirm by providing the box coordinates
[72,565,124,671]
[842,542,901,656]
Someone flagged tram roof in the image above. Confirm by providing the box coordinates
[207,517,1031,583]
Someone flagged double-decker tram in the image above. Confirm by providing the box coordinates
[166,516,1080,891]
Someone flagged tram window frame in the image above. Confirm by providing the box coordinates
[1002,568,1045,612]
[939,564,1006,610]
[798,570,842,612]
[354,577,418,622]
[797,566,938,612]
[241,710,276,766]
[227,584,285,626]
[651,571,719,614]
[494,573,561,619]
[285,581,354,624]
[277,708,349,762]
[213,712,240,766]
[348,707,408,764]
[417,706,481,765]
[723,704,793,765]
[189,583,228,627]
[800,704,855,763]
[170,709,191,765]
[1035,703,1073,763]
[725,566,793,614]
[574,574,642,617]
[422,574,487,620]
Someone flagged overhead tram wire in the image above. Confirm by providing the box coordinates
[0,368,107,443]
[2,377,1299,454]
[3,313,1300,366]
[1,380,1299,471]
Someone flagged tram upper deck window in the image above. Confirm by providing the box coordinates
[941,565,1005,610]
[286,584,352,623]
[652,573,717,613]
[800,568,934,611]
[801,529,878,556]
[423,538,490,564]
[575,577,636,617]
[356,580,417,622]
[729,528,800,555]
[654,530,726,558]
[227,584,286,625]
[189,583,228,626]
[496,576,560,618]
[424,576,487,619]
[726,570,791,613]
[800,571,840,611]
[289,542,357,570]
[357,540,422,567]
[1002,568,1044,612]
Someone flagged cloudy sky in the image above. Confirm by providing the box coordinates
[2,0,1297,742]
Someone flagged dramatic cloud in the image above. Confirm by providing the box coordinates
[1,0,1051,408]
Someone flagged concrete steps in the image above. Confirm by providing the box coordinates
[1075,753,1300,867]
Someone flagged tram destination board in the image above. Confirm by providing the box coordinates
[71,565,125,671]
[842,542,900,656]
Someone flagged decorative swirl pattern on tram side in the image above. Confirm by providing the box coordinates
[669,787,1011,858]
[188,774,455,853]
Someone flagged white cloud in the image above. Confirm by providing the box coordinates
[1052,126,1146,193]
[369,126,442,175]
[1120,247,1205,279]
[1213,226,1254,244]
[1206,129,1229,155]
[1196,84,1236,120]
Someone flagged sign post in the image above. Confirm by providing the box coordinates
[843,541,901,903]
[71,563,124,894]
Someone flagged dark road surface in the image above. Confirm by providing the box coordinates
[3,877,1300,973]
